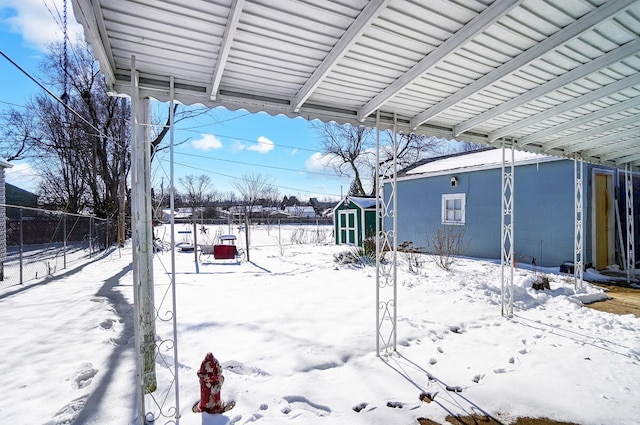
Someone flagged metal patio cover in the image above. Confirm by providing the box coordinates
[72,0,640,170]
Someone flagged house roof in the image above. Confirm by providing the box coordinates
[72,0,640,171]
[402,148,562,177]
[343,196,379,210]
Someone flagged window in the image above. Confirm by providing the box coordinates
[442,193,465,225]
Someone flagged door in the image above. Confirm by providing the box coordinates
[594,173,611,269]
[339,210,357,245]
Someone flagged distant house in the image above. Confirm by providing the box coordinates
[5,183,38,219]
[161,208,193,222]
[284,205,316,218]
[384,148,639,269]
[309,197,337,216]
[333,196,379,247]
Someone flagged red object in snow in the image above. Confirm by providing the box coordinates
[213,244,238,260]
[194,352,225,413]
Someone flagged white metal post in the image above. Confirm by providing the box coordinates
[501,143,514,317]
[375,111,380,355]
[574,155,584,289]
[169,76,181,421]
[131,55,157,424]
[625,164,635,282]
[376,111,398,356]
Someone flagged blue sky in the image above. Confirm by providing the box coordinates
[0,0,351,201]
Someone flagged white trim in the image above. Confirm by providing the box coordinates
[338,210,357,245]
[441,193,466,225]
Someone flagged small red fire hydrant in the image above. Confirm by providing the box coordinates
[193,352,226,413]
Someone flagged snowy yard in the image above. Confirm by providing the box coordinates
[0,223,638,425]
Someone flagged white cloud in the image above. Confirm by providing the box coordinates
[0,0,84,51]
[230,140,246,152]
[305,152,338,173]
[248,136,275,154]
[191,134,223,150]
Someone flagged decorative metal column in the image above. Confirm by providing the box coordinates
[574,155,584,289]
[376,111,398,356]
[501,143,514,317]
[625,164,635,282]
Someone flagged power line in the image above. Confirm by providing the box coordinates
[157,158,345,198]
[0,49,113,144]
[174,151,337,177]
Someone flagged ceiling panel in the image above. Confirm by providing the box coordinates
[71,0,640,170]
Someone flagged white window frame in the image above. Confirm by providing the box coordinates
[441,193,466,225]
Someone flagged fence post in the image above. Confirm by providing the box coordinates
[19,208,23,285]
[89,216,93,257]
[63,213,67,269]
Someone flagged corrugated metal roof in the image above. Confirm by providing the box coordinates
[71,0,640,170]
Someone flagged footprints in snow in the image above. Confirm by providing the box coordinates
[93,297,133,347]
[72,362,98,389]
[229,396,330,424]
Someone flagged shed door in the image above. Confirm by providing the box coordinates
[339,210,357,245]
[594,173,612,269]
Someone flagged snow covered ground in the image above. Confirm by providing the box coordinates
[0,223,638,425]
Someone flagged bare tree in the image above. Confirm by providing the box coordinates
[313,122,446,196]
[0,39,130,220]
[179,174,214,207]
[231,173,276,261]
[312,122,374,196]
[231,173,277,218]
[378,132,446,177]
[460,141,486,152]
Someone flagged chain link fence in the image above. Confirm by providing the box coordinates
[0,205,116,290]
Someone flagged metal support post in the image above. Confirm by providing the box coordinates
[131,55,157,424]
[169,75,181,421]
[574,155,584,289]
[376,111,398,356]
[19,208,23,285]
[625,164,635,282]
[501,143,514,317]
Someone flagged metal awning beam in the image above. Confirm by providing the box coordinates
[592,138,640,160]
[520,97,640,148]
[291,0,391,112]
[563,127,640,155]
[488,73,640,143]
[209,0,244,100]
[410,0,637,130]
[454,39,640,137]
[535,115,639,151]
[357,0,522,122]
[616,151,640,165]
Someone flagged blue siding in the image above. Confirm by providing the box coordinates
[386,160,591,267]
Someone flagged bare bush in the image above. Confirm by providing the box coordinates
[426,226,469,271]
[290,227,333,245]
[398,241,424,273]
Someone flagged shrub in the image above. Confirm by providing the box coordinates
[399,241,424,273]
[426,226,469,271]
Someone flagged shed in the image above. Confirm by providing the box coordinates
[333,196,379,247]
[385,149,639,269]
